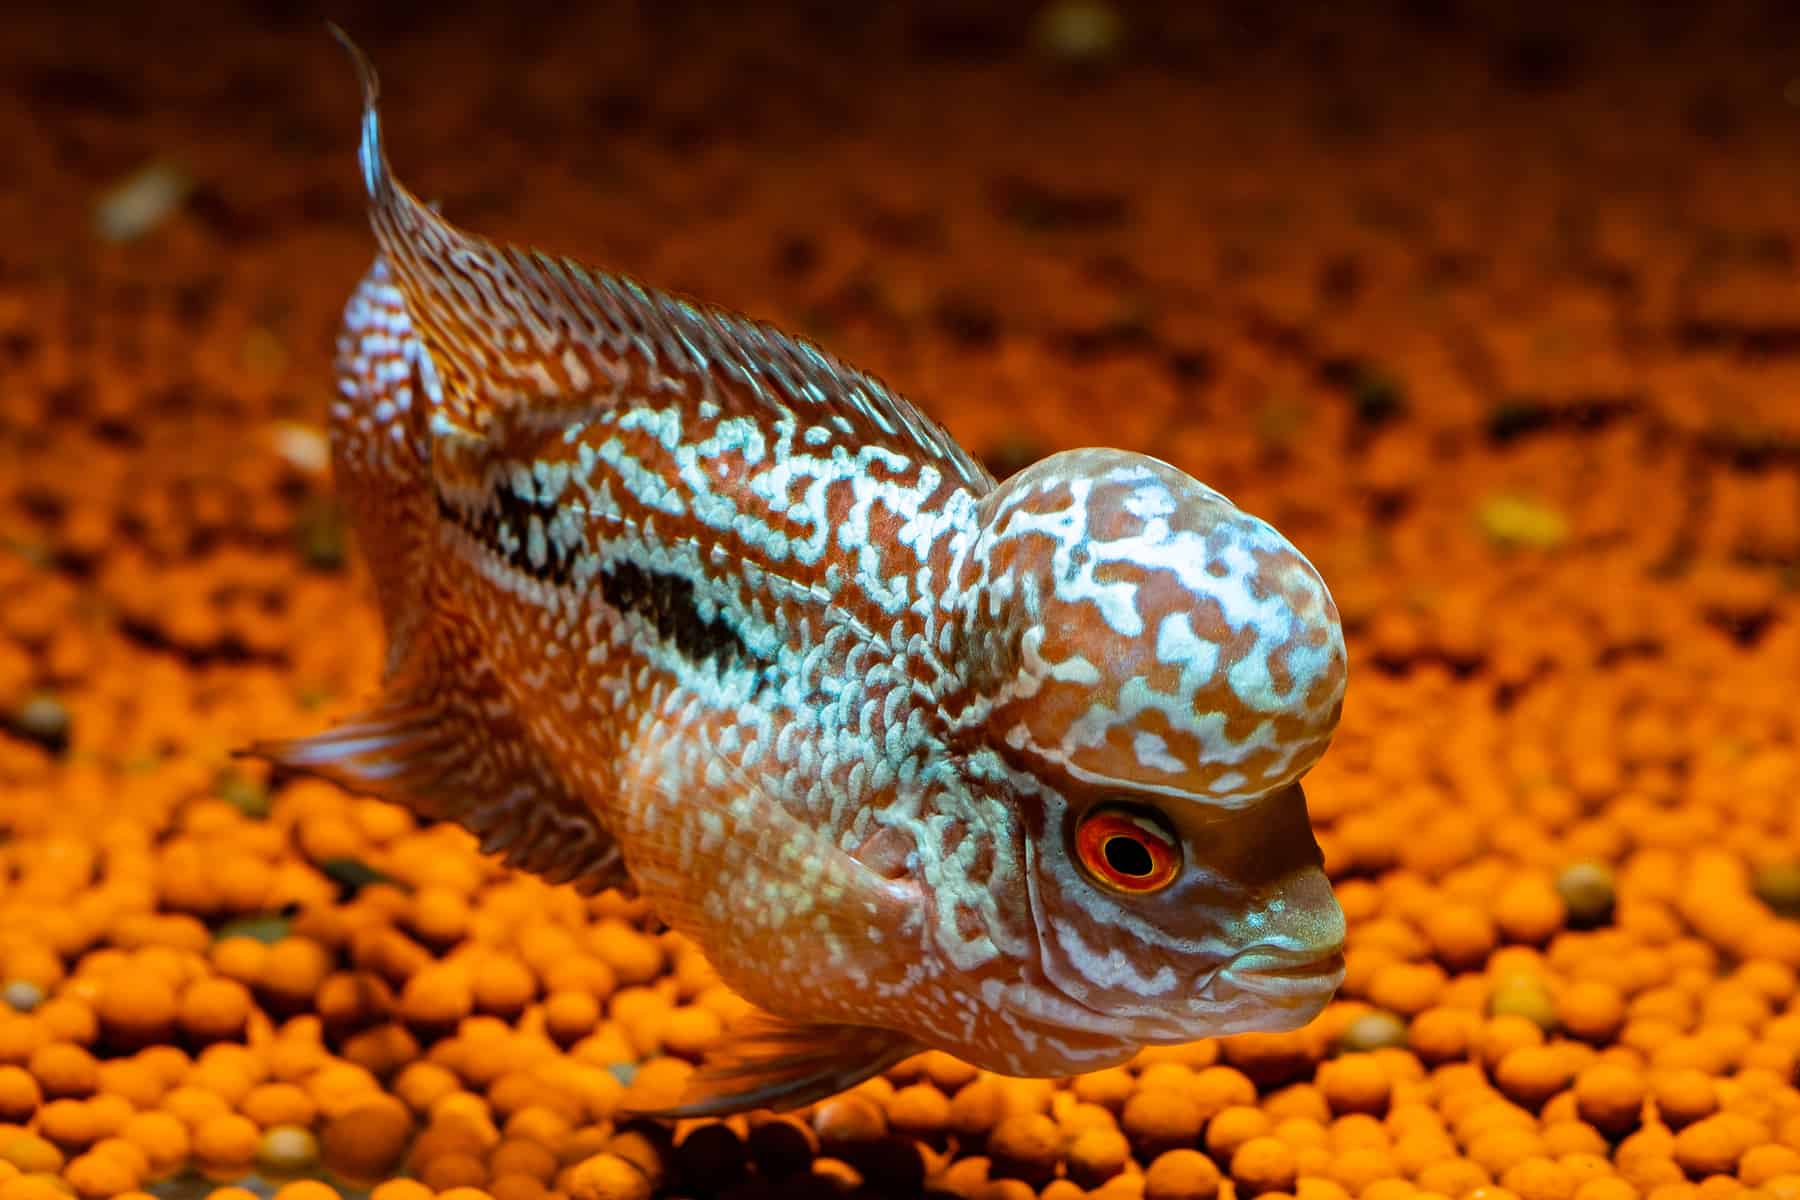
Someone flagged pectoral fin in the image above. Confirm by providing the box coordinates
[626,1008,920,1118]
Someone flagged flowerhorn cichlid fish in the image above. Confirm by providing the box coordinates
[255,27,1349,1117]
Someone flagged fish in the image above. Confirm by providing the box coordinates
[253,27,1350,1118]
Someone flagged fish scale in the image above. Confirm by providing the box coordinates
[257,28,1352,1117]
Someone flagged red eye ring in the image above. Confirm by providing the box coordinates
[1074,805,1181,894]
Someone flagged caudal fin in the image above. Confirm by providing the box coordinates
[249,621,629,895]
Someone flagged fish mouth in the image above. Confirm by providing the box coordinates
[1226,946,1346,994]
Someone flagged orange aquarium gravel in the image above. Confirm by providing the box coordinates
[3,1,1800,1199]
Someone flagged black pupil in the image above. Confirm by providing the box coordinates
[1103,835,1155,878]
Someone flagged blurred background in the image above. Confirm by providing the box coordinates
[1,1,1799,1198]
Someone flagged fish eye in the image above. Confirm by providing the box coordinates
[1073,804,1181,894]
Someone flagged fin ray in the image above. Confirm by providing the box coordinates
[249,621,630,897]
[326,26,994,496]
[627,1009,920,1118]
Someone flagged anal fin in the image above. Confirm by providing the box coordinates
[248,642,628,896]
[625,1009,920,1118]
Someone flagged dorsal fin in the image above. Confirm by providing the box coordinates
[327,26,994,495]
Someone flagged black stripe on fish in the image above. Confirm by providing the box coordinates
[436,482,757,672]
[435,480,578,588]
[597,559,754,671]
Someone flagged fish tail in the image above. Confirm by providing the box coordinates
[286,31,631,896]
[248,613,631,896]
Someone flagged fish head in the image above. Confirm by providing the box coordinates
[954,447,1347,1048]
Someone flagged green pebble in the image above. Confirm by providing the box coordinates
[1489,972,1559,1033]
[1477,493,1569,550]
[1556,861,1617,928]
[293,494,348,570]
[213,914,293,945]
[1254,399,1309,450]
[1753,862,1800,920]
[2,980,44,1012]
[215,768,270,819]
[94,160,193,242]
[1339,1010,1409,1053]
[1033,0,1125,68]
[11,692,70,750]
[1351,370,1406,427]
[257,1123,320,1173]
[320,856,398,898]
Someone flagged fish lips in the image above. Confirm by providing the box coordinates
[1045,945,1345,1046]
[1099,944,1347,1043]
[1213,944,1346,1019]
[1019,871,1344,1046]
